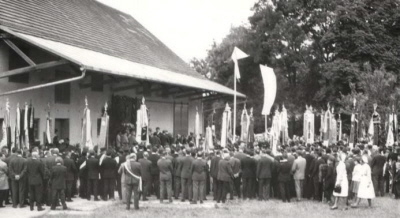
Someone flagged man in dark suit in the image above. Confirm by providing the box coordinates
[100,150,117,200]
[138,151,152,201]
[27,152,45,211]
[371,148,386,196]
[303,147,315,199]
[180,149,194,202]
[157,150,173,203]
[229,152,241,199]
[77,150,88,200]
[63,152,77,202]
[241,150,256,200]
[277,154,292,202]
[50,157,67,210]
[217,151,233,203]
[148,147,160,199]
[86,150,100,201]
[123,153,142,210]
[173,151,183,199]
[160,130,170,147]
[257,149,274,200]
[210,150,221,200]
[191,151,207,204]
[9,149,27,208]
[310,151,325,201]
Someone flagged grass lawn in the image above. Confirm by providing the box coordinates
[43,196,400,218]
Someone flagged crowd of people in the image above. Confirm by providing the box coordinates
[0,127,400,212]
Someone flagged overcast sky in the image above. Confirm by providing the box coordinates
[97,0,256,62]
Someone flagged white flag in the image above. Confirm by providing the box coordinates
[260,65,277,115]
[231,47,248,80]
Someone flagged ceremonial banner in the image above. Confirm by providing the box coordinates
[205,126,213,151]
[271,109,281,155]
[387,113,394,146]
[303,106,315,144]
[221,104,231,148]
[24,103,29,148]
[139,98,149,145]
[0,100,10,149]
[280,105,289,145]
[371,104,381,146]
[15,105,20,149]
[248,108,255,144]
[330,113,337,144]
[240,107,249,142]
[45,117,51,145]
[338,115,342,141]
[98,103,109,151]
[82,99,93,150]
[260,65,277,115]
[195,108,200,147]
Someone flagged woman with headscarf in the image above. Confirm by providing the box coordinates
[331,152,348,210]
[351,156,375,208]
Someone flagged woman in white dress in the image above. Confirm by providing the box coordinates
[351,156,375,208]
[331,153,348,210]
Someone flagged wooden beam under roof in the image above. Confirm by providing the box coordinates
[3,39,36,66]
[0,60,68,78]
[111,82,141,92]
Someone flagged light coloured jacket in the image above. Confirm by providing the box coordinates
[0,159,9,190]
[292,156,306,180]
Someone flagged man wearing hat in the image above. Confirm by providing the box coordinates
[50,157,67,210]
[191,151,207,204]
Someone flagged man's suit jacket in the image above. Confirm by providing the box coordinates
[234,152,247,162]
[310,157,325,178]
[149,136,161,146]
[26,158,45,185]
[138,158,152,181]
[101,157,117,179]
[304,153,315,178]
[157,158,173,180]
[9,155,27,180]
[124,161,142,185]
[241,156,256,178]
[148,153,160,175]
[229,157,241,175]
[257,156,274,179]
[63,157,77,181]
[218,158,233,182]
[371,154,386,176]
[191,158,207,181]
[87,157,99,180]
[180,156,194,179]
[173,155,183,177]
[51,164,67,189]
[292,156,306,180]
[160,134,170,146]
[77,156,88,178]
[210,156,221,178]
[277,160,292,182]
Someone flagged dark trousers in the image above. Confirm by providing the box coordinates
[174,176,181,199]
[258,178,271,200]
[79,176,87,199]
[42,179,49,205]
[126,183,139,210]
[181,178,192,201]
[29,184,43,209]
[102,178,115,200]
[279,181,291,202]
[66,180,73,200]
[11,179,25,207]
[372,174,385,197]
[193,180,205,203]
[313,177,322,201]
[304,176,314,199]
[117,175,122,200]
[212,177,219,200]
[141,180,149,200]
[231,176,241,198]
[87,179,98,200]
[0,189,7,206]
[51,188,67,209]
[151,174,160,198]
[324,182,334,202]
[160,179,172,201]
[217,180,231,203]
[242,177,254,199]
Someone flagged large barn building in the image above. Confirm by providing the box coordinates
[0,0,244,146]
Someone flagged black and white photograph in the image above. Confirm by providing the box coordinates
[0,0,399,217]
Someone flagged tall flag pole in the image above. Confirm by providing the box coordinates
[231,47,248,143]
[260,65,277,139]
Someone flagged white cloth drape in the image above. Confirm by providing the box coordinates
[303,106,314,144]
[240,108,249,142]
[260,65,277,115]
[195,109,200,147]
[221,104,231,148]
[387,114,394,146]
[205,126,213,151]
[82,108,93,149]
